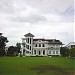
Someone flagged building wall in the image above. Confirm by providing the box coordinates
[66,42,75,49]
[21,38,61,56]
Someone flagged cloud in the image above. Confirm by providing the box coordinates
[25,0,73,12]
[11,13,47,23]
[0,0,14,14]
[0,0,74,46]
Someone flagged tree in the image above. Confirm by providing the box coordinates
[16,42,21,53]
[69,48,75,57]
[7,46,17,56]
[60,47,69,57]
[0,33,8,56]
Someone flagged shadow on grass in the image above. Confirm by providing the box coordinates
[31,65,72,75]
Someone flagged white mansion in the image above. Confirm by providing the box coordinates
[21,33,62,56]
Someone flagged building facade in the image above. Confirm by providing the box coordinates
[21,33,62,56]
[66,42,75,49]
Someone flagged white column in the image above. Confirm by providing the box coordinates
[42,50,43,56]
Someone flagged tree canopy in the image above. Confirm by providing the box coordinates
[0,33,8,56]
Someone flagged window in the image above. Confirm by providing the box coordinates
[28,45,29,49]
[26,45,29,49]
[35,44,37,47]
[43,50,45,55]
[34,50,36,55]
[26,38,27,42]
[39,51,41,55]
[39,40,41,42]
[49,50,51,54]
[56,51,58,54]
[23,49,25,55]
[26,51,29,53]
[30,46,31,50]
[51,47,53,48]
[28,38,29,43]
[53,51,55,54]
[23,49,25,52]
[42,44,45,47]
[24,45,25,47]
[30,38,31,44]
[39,44,41,47]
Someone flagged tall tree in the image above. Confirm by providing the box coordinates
[0,33,8,56]
[16,42,21,53]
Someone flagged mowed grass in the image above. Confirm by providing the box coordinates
[0,57,75,75]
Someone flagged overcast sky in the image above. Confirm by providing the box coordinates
[0,0,74,46]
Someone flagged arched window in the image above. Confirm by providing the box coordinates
[39,44,41,47]
[43,50,45,55]
[42,44,45,47]
[35,44,37,47]
[39,51,41,55]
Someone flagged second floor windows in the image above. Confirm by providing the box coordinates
[35,44,37,47]
[39,44,41,47]
[42,44,45,47]
[35,44,45,47]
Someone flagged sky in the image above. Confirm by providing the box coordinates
[0,0,74,46]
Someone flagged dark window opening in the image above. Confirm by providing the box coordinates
[39,44,41,47]
[39,51,41,55]
[30,38,31,44]
[28,38,29,43]
[34,50,36,55]
[35,44,37,47]
[30,46,31,50]
[42,44,45,47]
[43,50,45,55]
[23,49,25,55]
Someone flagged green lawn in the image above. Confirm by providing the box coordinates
[0,57,75,75]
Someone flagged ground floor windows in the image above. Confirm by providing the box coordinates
[23,49,25,55]
[39,51,41,55]
[34,50,36,55]
[43,50,45,55]
[27,49,60,56]
[53,50,55,54]
[26,51,29,53]
[49,50,51,54]
[33,50,45,55]
[56,50,58,54]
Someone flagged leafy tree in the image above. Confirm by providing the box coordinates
[16,42,21,53]
[0,33,8,56]
[7,46,17,56]
[60,47,69,57]
[69,48,75,57]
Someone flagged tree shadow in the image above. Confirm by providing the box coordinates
[31,65,72,75]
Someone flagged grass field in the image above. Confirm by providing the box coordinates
[0,57,75,75]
